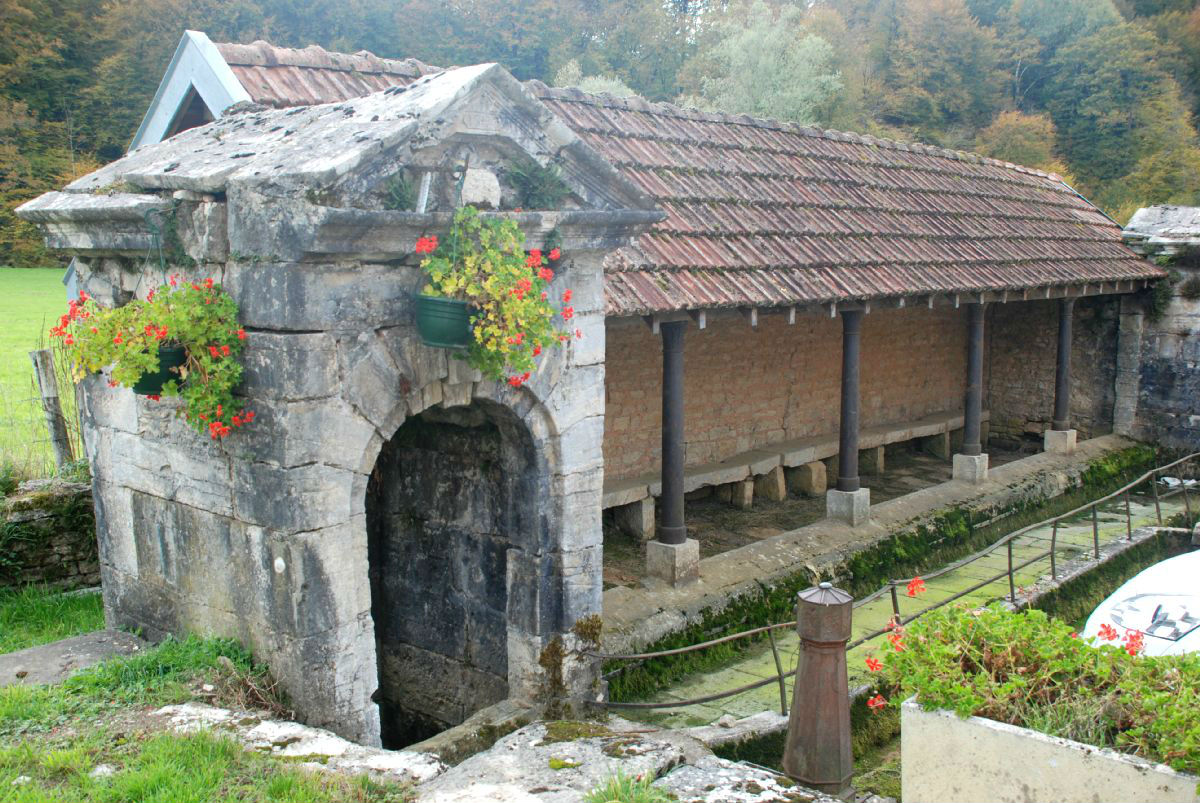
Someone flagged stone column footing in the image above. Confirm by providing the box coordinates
[1043,429,1077,455]
[826,488,870,527]
[646,539,700,586]
[952,453,989,484]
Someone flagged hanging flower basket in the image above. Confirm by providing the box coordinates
[414,294,472,349]
[413,207,578,386]
[131,343,187,395]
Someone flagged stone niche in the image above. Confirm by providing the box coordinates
[17,63,661,747]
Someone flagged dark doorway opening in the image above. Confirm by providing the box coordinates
[366,401,535,748]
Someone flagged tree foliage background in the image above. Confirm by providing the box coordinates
[3,0,1199,265]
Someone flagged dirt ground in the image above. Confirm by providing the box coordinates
[602,440,1027,588]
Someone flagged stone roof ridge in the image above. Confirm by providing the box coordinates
[214,39,434,78]
[531,82,1068,188]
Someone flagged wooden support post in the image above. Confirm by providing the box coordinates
[659,321,687,545]
[836,310,862,492]
[962,303,985,456]
[30,349,73,471]
[1052,298,1075,431]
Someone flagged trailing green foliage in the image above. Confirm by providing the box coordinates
[882,603,1200,776]
[606,445,1159,701]
[0,586,104,655]
[382,174,416,212]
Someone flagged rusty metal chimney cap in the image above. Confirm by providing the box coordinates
[798,583,852,606]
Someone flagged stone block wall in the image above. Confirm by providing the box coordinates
[604,305,969,482]
[1116,272,1200,450]
[76,241,608,748]
[0,480,98,590]
[987,297,1120,450]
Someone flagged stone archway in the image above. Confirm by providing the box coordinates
[365,399,539,748]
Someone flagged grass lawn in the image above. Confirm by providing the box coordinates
[0,586,105,655]
[0,267,75,478]
[0,636,414,802]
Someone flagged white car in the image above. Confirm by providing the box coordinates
[1082,549,1200,656]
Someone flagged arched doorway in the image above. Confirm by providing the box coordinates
[365,400,538,748]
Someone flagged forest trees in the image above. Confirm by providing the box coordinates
[2,0,1199,266]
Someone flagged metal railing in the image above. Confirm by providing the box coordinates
[597,452,1199,713]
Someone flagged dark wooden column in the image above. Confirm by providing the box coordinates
[836,310,863,493]
[962,302,985,456]
[1052,298,1075,431]
[659,321,687,545]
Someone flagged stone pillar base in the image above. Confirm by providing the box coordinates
[1043,428,1077,455]
[786,461,827,497]
[646,539,699,585]
[952,453,989,484]
[614,497,655,542]
[826,488,870,527]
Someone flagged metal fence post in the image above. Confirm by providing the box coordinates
[783,583,853,800]
[1091,504,1100,560]
[1050,519,1058,579]
[1125,491,1133,541]
[1152,470,1162,525]
[1007,539,1016,603]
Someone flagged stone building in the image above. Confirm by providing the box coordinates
[18,37,1164,748]
[1120,205,1200,451]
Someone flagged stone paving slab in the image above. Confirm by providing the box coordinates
[0,630,148,687]
[602,434,1138,654]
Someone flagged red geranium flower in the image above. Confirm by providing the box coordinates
[867,694,887,712]
[865,657,882,672]
[1098,623,1119,641]
[549,248,561,261]
[906,576,926,597]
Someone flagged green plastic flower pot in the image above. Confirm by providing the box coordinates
[132,344,187,395]
[415,294,472,349]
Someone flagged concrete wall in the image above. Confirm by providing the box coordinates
[604,305,970,482]
[902,699,1199,803]
[78,241,607,747]
[988,297,1120,449]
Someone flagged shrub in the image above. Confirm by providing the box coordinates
[873,604,1200,776]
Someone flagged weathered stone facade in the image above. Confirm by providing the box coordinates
[1118,206,1200,451]
[1,480,98,590]
[1113,274,1200,450]
[20,64,660,746]
[987,297,1120,449]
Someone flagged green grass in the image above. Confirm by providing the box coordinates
[0,729,413,802]
[0,267,78,478]
[0,634,414,801]
[0,585,105,655]
[0,635,262,736]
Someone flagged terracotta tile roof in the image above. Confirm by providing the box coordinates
[214,41,435,107]
[530,83,1162,316]
[206,40,1161,315]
